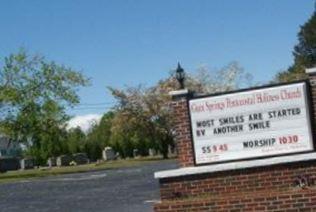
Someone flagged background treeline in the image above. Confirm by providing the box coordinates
[0,7,315,165]
[86,62,252,161]
[0,52,251,165]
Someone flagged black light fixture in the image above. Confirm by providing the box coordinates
[175,63,185,89]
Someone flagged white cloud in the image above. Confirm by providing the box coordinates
[67,114,102,133]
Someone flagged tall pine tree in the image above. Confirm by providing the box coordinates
[277,8,316,82]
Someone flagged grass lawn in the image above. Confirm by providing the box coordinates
[0,156,174,184]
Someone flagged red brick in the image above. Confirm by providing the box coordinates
[155,78,316,211]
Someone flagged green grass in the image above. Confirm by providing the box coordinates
[0,156,174,184]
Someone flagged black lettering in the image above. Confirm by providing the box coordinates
[268,108,301,119]
[248,121,270,131]
[213,125,243,135]
[249,113,263,121]
[243,138,276,148]
[196,129,206,137]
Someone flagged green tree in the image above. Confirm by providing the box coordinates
[108,87,145,157]
[0,50,89,164]
[277,10,316,82]
[108,62,252,159]
[85,111,114,160]
[67,127,86,154]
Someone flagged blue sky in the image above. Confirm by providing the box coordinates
[0,0,314,117]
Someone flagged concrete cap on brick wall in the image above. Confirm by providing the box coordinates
[169,89,189,96]
[169,89,192,100]
[306,67,316,75]
[155,152,316,179]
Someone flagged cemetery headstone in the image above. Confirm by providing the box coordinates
[102,147,116,161]
[56,155,72,166]
[47,157,57,167]
[20,158,34,170]
[168,145,174,156]
[133,149,139,158]
[149,148,156,157]
[73,153,89,165]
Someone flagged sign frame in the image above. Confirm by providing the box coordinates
[187,80,316,166]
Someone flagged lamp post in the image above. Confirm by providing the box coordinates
[175,63,185,89]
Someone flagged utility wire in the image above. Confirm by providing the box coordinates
[75,102,115,106]
[65,102,116,109]
[71,107,113,110]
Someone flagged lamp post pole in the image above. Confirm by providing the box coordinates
[175,63,185,89]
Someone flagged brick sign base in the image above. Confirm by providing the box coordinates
[154,160,316,211]
[154,72,316,212]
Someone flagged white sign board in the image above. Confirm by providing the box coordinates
[189,82,314,165]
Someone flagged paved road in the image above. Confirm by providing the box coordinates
[0,160,177,212]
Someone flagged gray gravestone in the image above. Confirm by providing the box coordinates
[47,157,57,167]
[133,149,139,158]
[56,155,72,166]
[168,145,175,155]
[73,153,89,165]
[20,158,34,170]
[148,148,156,156]
[102,147,115,161]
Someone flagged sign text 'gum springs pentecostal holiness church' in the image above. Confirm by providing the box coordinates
[189,82,314,165]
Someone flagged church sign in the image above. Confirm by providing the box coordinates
[189,81,314,165]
